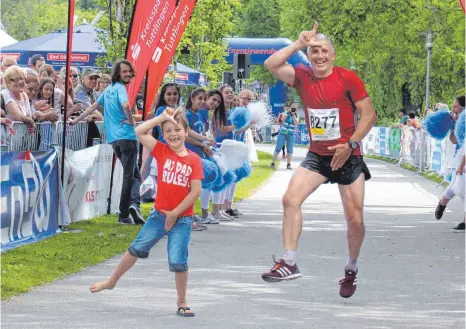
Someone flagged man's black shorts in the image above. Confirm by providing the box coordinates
[300,151,371,185]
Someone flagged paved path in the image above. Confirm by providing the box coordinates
[2,145,465,329]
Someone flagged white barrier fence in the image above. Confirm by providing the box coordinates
[362,126,457,182]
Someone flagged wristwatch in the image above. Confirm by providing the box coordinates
[348,140,358,151]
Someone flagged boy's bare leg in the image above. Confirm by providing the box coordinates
[90,251,138,293]
[175,272,193,314]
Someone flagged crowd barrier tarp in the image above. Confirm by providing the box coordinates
[60,144,114,224]
[110,159,124,215]
[1,149,61,252]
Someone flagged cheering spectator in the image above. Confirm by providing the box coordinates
[75,69,100,108]
[30,54,45,73]
[1,66,35,127]
[59,66,80,89]
[24,73,57,122]
[96,73,111,97]
[1,57,17,89]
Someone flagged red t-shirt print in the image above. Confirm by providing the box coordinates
[293,66,369,156]
[152,142,203,217]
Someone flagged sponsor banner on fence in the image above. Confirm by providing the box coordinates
[61,144,114,223]
[294,123,310,145]
[1,149,61,252]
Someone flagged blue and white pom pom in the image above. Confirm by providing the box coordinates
[454,110,465,149]
[201,158,220,190]
[234,161,252,183]
[230,106,251,130]
[423,110,453,140]
[212,169,237,192]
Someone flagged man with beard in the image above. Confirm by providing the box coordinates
[71,59,144,226]
[261,23,377,299]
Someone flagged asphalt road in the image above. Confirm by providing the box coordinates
[2,145,464,329]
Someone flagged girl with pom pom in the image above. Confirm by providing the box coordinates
[210,87,254,220]
[434,95,465,232]
[183,88,220,225]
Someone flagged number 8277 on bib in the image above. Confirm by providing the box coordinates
[308,108,341,141]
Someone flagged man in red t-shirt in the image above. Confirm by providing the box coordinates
[261,23,377,299]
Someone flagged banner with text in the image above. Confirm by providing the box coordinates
[61,145,114,224]
[1,149,61,252]
[145,0,197,115]
[125,0,176,107]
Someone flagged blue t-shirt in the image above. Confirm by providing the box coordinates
[213,111,234,144]
[185,108,204,156]
[198,108,209,132]
[97,82,136,144]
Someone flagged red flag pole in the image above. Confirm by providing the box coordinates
[459,0,465,13]
[60,0,76,185]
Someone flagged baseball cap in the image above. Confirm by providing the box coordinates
[82,68,100,78]
[30,54,45,66]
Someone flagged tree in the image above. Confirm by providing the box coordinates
[176,0,239,86]
[1,0,101,41]
[277,0,465,123]
[236,0,281,85]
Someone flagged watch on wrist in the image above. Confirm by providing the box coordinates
[348,140,358,151]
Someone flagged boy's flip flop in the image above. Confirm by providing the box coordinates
[177,307,195,317]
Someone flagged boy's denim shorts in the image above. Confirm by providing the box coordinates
[128,209,193,272]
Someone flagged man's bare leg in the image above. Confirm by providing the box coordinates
[282,167,327,256]
[338,174,366,271]
[90,251,138,293]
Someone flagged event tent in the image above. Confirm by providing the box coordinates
[173,62,207,86]
[1,23,106,69]
[0,29,18,48]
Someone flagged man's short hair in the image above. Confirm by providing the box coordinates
[2,57,17,68]
[31,54,45,66]
[308,33,335,53]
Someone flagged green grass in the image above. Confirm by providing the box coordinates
[365,154,448,186]
[1,151,274,300]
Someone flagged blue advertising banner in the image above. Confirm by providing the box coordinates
[1,149,61,252]
[294,123,310,145]
[269,81,288,118]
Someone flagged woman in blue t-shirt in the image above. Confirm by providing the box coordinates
[184,88,221,225]
[211,87,254,220]
[152,83,181,142]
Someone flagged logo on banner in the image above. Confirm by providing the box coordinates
[175,73,188,81]
[125,0,176,106]
[46,53,90,62]
[0,53,21,60]
[144,0,197,115]
[131,44,141,60]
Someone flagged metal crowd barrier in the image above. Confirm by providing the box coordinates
[1,121,90,152]
[362,126,456,181]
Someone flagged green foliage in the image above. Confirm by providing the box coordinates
[176,0,239,86]
[236,0,280,85]
[1,0,101,41]
[277,0,465,123]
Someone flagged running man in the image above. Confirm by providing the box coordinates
[261,23,377,298]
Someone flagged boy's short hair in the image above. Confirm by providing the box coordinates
[161,112,189,132]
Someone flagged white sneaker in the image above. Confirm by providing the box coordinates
[220,210,235,220]
[198,216,211,224]
[206,214,219,224]
[213,212,232,221]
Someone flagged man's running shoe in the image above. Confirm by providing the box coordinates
[339,269,358,298]
[451,222,465,232]
[261,256,302,283]
[225,209,240,217]
[435,202,446,220]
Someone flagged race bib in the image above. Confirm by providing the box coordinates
[308,108,341,141]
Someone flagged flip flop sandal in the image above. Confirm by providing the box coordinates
[177,307,195,317]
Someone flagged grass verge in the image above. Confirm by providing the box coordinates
[1,151,274,300]
[365,154,448,186]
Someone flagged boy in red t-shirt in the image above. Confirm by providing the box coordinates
[89,107,203,318]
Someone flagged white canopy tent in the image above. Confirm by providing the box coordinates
[0,29,18,48]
